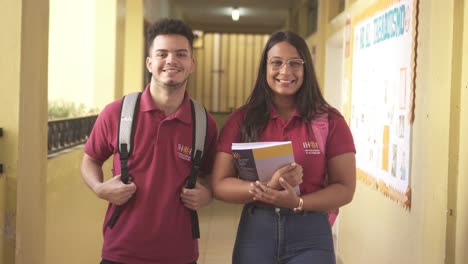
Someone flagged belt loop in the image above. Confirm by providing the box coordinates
[248,204,255,215]
[294,208,303,215]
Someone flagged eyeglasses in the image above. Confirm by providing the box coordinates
[267,58,304,71]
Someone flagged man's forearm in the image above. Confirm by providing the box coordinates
[81,154,105,194]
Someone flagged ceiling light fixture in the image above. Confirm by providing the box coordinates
[231,7,240,21]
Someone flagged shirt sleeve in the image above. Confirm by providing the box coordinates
[84,101,121,162]
[326,111,356,159]
[216,109,245,154]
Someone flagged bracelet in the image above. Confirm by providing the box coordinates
[293,197,304,212]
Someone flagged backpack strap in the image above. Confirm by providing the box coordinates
[107,94,208,238]
[186,98,208,239]
[311,112,338,226]
[187,98,207,187]
[118,92,141,183]
[107,92,141,228]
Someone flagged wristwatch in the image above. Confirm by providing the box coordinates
[293,197,304,212]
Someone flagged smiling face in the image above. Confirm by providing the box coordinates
[146,34,195,90]
[266,41,304,99]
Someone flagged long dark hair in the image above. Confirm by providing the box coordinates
[240,31,328,142]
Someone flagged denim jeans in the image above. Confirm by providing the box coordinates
[101,260,121,264]
[101,260,197,264]
[232,203,336,264]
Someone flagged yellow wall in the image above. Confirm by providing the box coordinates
[306,0,330,89]
[46,150,110,264]
[0,0,144,262]
[0,0,22,262]
[45,0,145,261]
[307,0,468,263]
[94,0,118,109]
[446,1,465,262]
[454,1,468,262]
[114,0,126,100]
[0,0,50,263]
[123,0,144,94]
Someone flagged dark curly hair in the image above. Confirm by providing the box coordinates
[146,18,194,54]
[240,31,328,142]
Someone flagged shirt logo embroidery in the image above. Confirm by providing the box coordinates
[177,144,192,161]
[303,140,321,155]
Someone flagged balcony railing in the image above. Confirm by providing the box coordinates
[48,115,97,157]
[46,111,230,158]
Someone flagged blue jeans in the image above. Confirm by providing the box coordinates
[101,260,197,264]
[233,203,336,264]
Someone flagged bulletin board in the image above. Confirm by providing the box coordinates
[349,0,418,208]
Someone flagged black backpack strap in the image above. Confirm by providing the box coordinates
[186,98,207,239]
[107,92,141,228]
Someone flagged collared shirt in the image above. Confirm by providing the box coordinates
[85,85,218,264]
[217,106,355,194]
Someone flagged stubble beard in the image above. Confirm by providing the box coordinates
[154,77,188,90]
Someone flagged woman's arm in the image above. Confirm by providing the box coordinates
[211,152,254,204]
[300,152,356,211]
[248,152,356,211]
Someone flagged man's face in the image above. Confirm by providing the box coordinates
[146,34,195,90]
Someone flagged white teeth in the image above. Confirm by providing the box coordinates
[278,80,293,83]
[163,69,180,72]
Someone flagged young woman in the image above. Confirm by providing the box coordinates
[211,31,356,264]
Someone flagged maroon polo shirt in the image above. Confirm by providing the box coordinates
[217,107,355,194]
[84,85,218,264]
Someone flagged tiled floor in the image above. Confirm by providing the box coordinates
[198,200,243,264]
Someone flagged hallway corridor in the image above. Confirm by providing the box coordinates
[3,0,468,263]
[198,201,242,264]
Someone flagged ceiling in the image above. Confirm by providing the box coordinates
[163,0,302,34]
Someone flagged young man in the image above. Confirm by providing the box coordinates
[81,18,218,264]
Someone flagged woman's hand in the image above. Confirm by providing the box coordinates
[267,163,303,190]
[249,178,301,209]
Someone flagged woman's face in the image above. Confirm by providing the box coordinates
[266,41,304,98]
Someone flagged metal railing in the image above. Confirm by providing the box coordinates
[48,115,97,156]
[46,111,231,157]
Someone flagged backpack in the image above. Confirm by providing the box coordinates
[311,113,339,226]
[106,92,207,239]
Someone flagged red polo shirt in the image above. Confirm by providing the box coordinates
[217,107,355,194]
[84,85,218,264]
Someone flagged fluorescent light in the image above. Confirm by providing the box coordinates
[232,7,240,21]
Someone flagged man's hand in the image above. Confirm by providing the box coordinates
[180,182,212,210]
[94,175,137,205]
